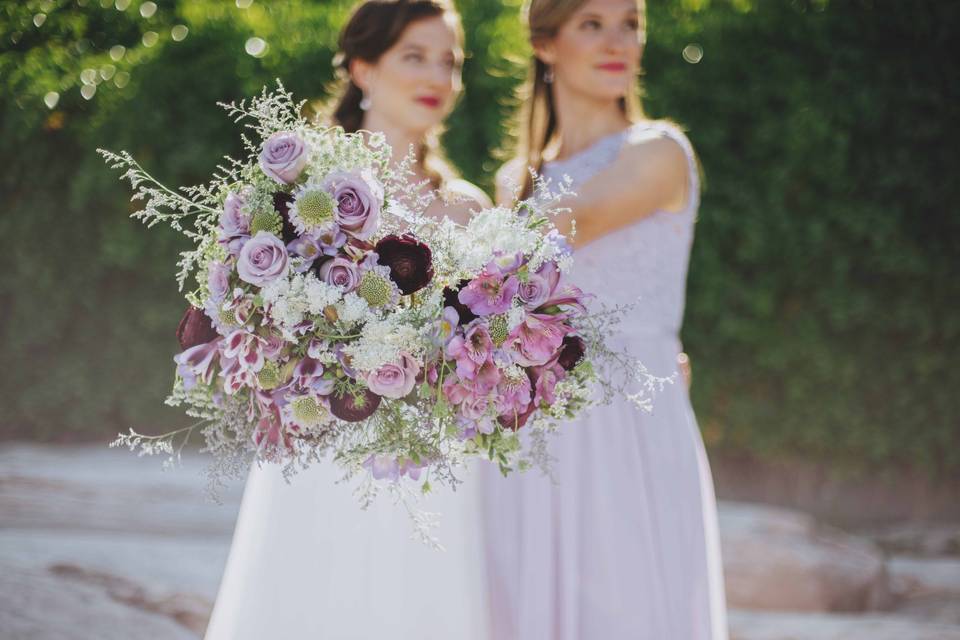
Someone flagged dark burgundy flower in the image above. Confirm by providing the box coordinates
[557,334,586,371]
[497,403,535,431]
[442,279,478,324]
[176,306,219,351]
[272,191,298,243]
[329,384,382,422]
[374,234,434,295]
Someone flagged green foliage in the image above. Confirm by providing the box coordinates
[1,0,957,475]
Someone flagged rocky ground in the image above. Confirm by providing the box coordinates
[1,443,958,639]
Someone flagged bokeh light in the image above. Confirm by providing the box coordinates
[43,91,60,109]
[171,25,189,42]
[109,45,126,61]
[80,84,97,100]
[682,43,704,64]
[139,1,157,18]
[245,37,267,57]
[142,31,159,47]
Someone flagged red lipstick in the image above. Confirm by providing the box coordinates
[416,96,441,108]
[597,62,627,72]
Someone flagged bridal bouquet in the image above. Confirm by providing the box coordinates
[100,84,670,529]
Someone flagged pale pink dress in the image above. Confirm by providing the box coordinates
[479,121,729,639]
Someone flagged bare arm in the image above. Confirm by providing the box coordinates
[553,134,689,248]
[494,158,526,208]
[437,179,493,225]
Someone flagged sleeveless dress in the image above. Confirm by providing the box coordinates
[479,121,729,639]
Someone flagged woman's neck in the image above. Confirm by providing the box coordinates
[550,85,633,162]
[360,112,426,176]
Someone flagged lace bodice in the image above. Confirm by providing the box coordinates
[540,121,700,339]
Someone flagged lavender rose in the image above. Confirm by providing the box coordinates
[237,231,289,286]
[220,190,250,236]
[206,261,231,302]
[324,170,383,240]
[259,131,307,184]
[316,256,360,292]
[365,352,420,399]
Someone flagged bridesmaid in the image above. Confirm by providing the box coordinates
[203,2,491,639]
[480,0,729,638]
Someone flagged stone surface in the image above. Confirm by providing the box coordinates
[729,609,960,640]
[2,443,959,639]
[720,502,889,612]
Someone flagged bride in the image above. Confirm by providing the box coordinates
[202,2,491,638]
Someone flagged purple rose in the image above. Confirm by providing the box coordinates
[316,256,360,292]
[218,190,251,256]
[220,190,250,237]
[324,170,383,240]
[364,352,420,399]
[259,131,307,184]
[237,231,289,286]
[207,261,231,302]
[518,261,560,310]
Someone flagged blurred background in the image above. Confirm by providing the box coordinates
[1,0,958,638]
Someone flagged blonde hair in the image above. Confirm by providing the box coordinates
[516,0,647,198]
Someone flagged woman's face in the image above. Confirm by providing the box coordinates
[353,15,464,134]
[539,0,644,102]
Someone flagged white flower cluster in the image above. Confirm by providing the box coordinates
[335,292,370,327]
[454,207,540,273]
[344,316,424,373]
[260,273,344,337]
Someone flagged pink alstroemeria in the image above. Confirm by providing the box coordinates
[293,357,334,395]
[252,407,294,452]
[495,373,533,428]
[174,339,221,389]
[219,356,257,395]
[457,269,519,317]
[222,329,267,372]
[504,313,571,367]
[446,321,500,391]
[532,358,567,407]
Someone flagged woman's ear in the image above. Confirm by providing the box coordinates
[348,58,373,92]
[532,39,556,66]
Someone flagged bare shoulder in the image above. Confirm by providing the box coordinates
[617,122,690,176]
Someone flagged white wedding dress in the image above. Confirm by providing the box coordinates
[203,458,490,639]
[479,120,729,639]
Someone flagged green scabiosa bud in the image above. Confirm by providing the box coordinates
[294,189,335,230]
[357,270,394,308]
[488,314,509,346]
[291,395,329,427]
[257,361,282,390]
[249,209,283,236]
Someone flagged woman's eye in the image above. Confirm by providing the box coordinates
[625,19,640,31]
[404,53,424,63]
[580,19,602,30]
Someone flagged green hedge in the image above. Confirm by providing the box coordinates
[1,0,956,474]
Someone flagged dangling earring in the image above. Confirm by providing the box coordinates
[543,65,555,84]
[359,90,371,111]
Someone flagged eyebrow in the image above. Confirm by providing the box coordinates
[575,8,640,19]
[399,42,462,59]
